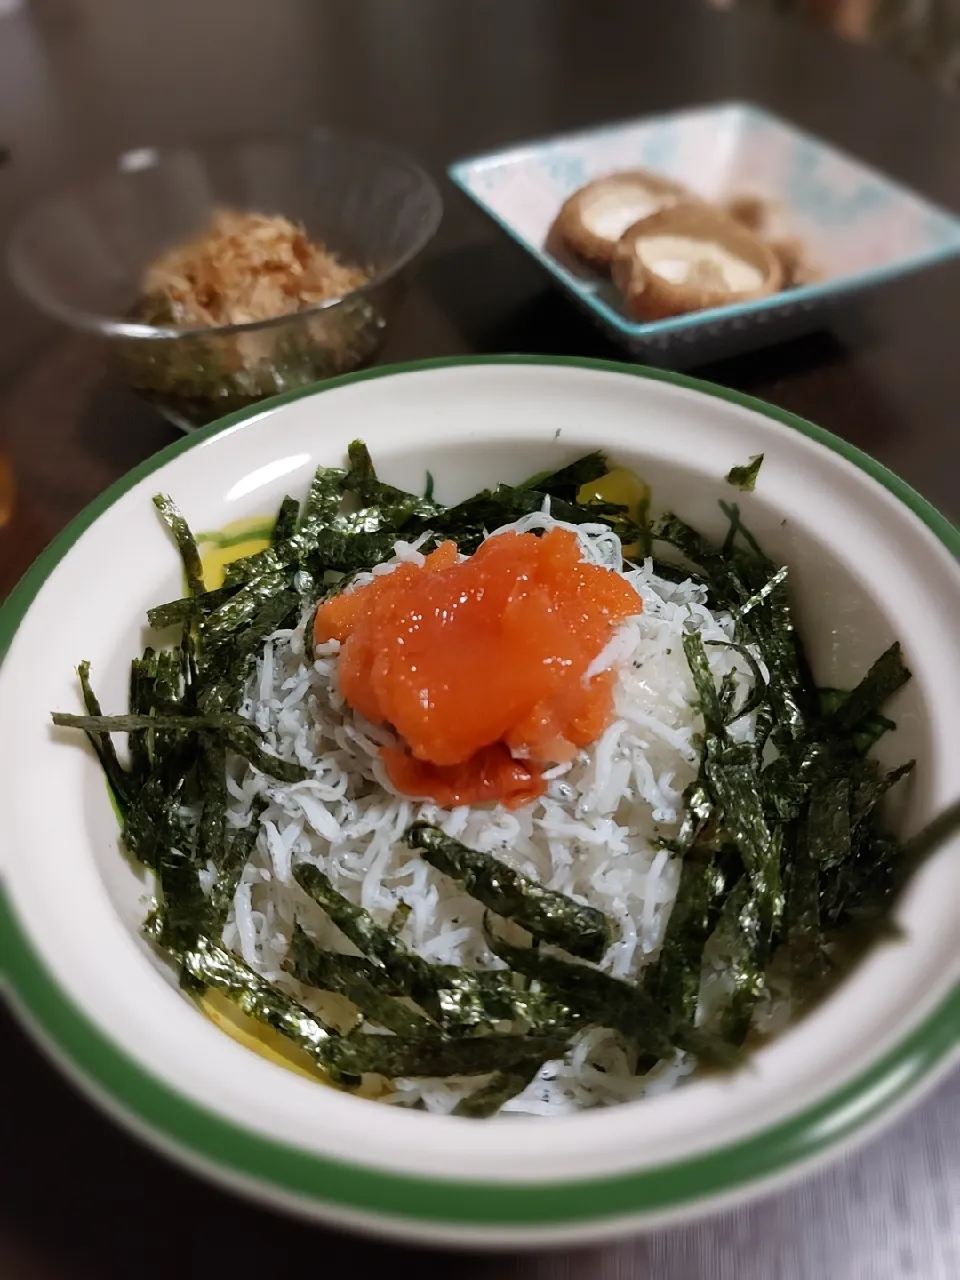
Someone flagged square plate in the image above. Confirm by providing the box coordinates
[448,102,960,366]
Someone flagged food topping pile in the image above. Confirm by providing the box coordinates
[51,444,925,1117]
[140,208,369,328]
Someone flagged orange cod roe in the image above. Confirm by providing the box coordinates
[313,527,642,808]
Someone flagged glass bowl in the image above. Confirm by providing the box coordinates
[7,131,443,430]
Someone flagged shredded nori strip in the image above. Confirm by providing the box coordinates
[293,863,576,1033]
[783,825,829,1005]
[273,494,301,543]
[51,711,310,783]
[179,936,345,1073]
[725,454,764,492]
[485,924,740,1068]
[294,863,425,977]
[52,711,250,733]
[336,1030,570,1080]
[71,661,135,814]
[298,465,349,542]
[199,590,302,716]
[521,451,609,501]
[153,494,205,599]
[405,822,612,963]
[127,650,156,781]
[453,1058,549,1119]
[209,801,265,926]
[196,737,227,869]
[645,852,728,1024]
[484,926,679,1059]
[824,642,911,733]
[343,440,441,524]
[707,880,767,1044]
[430,966,577,1033]
[146,586,235,631]
[287,925,433,1037]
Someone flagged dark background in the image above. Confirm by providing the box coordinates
[1,1,958,1276]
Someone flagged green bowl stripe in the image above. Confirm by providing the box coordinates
[2,887,957,1225]
[1,355,958,1230]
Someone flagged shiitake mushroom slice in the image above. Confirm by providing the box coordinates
[555,170,691,269]
[768,235,822,288]
[611,204,782,322]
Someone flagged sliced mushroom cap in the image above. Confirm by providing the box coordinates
[556,170,691,268]
[611,204,782,322]
[768,235,822,288]
[723,193,774,234]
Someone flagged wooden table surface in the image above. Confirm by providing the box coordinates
[1,1,958,1275]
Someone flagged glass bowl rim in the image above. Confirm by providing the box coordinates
[6,127,444,341]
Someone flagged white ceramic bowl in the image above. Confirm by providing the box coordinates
[1,357,958,1248]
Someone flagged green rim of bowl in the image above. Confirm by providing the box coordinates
[1,355,958,1232]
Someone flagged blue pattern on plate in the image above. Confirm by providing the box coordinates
[543,153,589,191]
[640,123,679,172]
[784,141,890,227]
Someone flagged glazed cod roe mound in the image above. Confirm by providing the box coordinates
[314,526,642,807]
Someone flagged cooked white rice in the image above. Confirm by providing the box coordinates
[215,511,762,1115]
